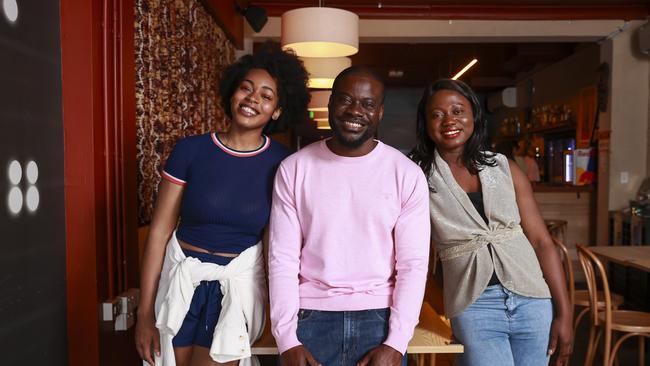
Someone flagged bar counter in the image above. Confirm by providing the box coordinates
[532,183,594,280]
[531,183,594,193]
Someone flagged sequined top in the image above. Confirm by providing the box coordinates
[428,150,550,318]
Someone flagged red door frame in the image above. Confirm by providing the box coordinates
[60,0,137,364]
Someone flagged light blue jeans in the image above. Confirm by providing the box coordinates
[451,284,553,366]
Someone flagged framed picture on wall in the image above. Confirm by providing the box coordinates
[577,85,597,148]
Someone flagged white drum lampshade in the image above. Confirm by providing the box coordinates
[308,90,331,112]
[302,57,351,89]
[281,7,359,58]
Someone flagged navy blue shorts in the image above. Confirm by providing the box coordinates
[171,249,234,348]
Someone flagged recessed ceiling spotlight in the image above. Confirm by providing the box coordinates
[8,160,21,185]
[2,0,18,24]
[8,186,22,215]
[26,186,39,212]
[26,160,38,184]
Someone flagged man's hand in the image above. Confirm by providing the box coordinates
[548,314,572,366]
[356,344,402,366]
[280,345,321,366]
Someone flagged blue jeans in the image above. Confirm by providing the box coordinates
[451,284,553,366]
[295,308,407,366]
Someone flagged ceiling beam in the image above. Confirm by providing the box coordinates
[253,3,649,20]
[253,17,638,44]
[201,0,244,49]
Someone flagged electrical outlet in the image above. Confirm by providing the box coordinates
[102,288,139,329]
[115,312,134,331]
[102,298,121,321]
[117,288,140,314]
[620,171,629,184]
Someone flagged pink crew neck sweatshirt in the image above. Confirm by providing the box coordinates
[268,140,430,355]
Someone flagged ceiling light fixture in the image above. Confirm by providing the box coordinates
[311,110,331,129]
[308,90,331,112]
[281,6,359,58]
[302,57,351,89]
[451,58,478,80]
[316,120,331,129]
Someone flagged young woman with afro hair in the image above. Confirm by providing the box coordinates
[136,42,309,366]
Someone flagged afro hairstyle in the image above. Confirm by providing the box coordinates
[219,41,310,134]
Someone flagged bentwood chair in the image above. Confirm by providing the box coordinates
[546,219,568,245]
[576,244,650,366]
[552,239,624,335]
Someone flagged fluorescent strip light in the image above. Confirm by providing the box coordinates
[451,59,478,80]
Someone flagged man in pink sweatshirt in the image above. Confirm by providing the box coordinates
[269,66,430,366]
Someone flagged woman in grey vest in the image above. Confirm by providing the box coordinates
[410,79,572,366]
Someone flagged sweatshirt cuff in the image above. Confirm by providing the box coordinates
[383,332,410,355]
[276,335,302,355]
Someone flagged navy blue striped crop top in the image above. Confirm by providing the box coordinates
[162,133,290,254]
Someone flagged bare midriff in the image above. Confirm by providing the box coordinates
[178,239,239,258]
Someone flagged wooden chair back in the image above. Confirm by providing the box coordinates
[552,238,575,310]
[545,219,568,244]
[577,245,613,326]
[576,244,615,365]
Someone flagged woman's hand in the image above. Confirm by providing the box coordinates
[135,315,160,365]
[508,160,573,366]
[547,313,572,366]
[135,180,184,365]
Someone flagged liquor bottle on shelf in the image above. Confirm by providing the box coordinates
[534,146,544,182]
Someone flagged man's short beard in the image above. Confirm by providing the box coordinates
[330,121,376,148]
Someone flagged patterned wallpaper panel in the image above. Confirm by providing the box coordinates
[135,0,235,224]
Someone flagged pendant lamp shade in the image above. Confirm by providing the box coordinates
[312,111,328,119]
[302,57,351,89]
[281,7,359,58]
[316,120,331,129]
[308,90,331,112]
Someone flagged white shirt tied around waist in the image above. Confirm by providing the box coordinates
[152,232,266,366]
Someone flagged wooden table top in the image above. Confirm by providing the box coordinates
[251,301,464,355]
[407,301,464,354]
[589,245,650,272]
